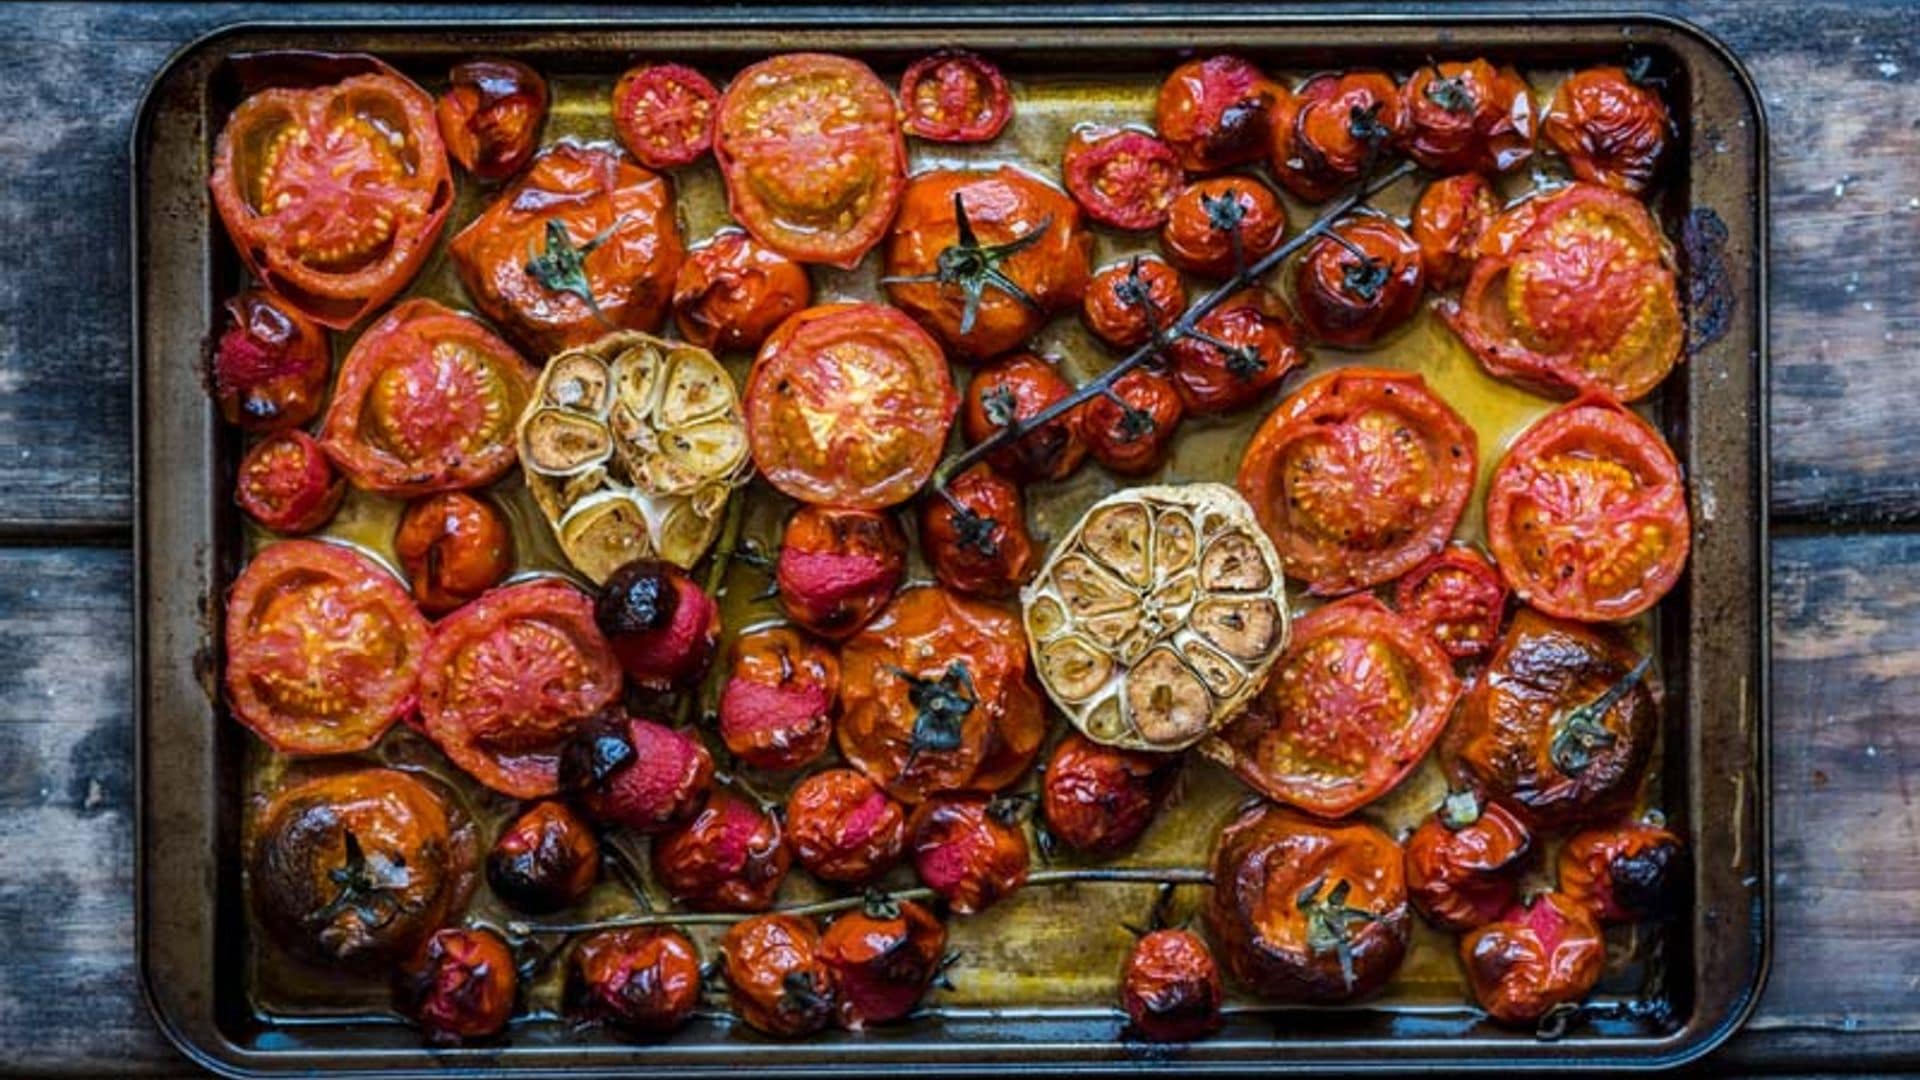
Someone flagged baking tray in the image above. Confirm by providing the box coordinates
[135,9,1769,1075]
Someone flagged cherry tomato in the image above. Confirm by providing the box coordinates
[317,298,536,497]
[1542,65,1670,195]
[784,768,908,884]
[1559,820,1686,924]
[745,303,957,510]
[594,559,720,692]
[612,62,719,169]
[775,506,908,639]
[1041,732,1179,855]
[899,51,1014,143]
[820,898,949,1029]
[1121,929,1224,1042]
[1062,126,1185,231]
[1237,367,1477,594]
[1461,892,1605,1025]
[920,465,1038,600]
[1166,289,1303,414]
[718,627,838,772]
[1395,547,1508,661]
[394,927,517,1045]
[567,927,702,1036]
[1411,173,1499,289]
[561,712,714,833]
[723,914,839,1037]
[672,229,811,352]
[419,580,623,798]
[1292,214,1425,348]
[715,53,905,268]
[1080,369,1185,475]
[1270,71,1406,203]
[235,430,344,535]
[208,58,452,328]
[225,540,430,755]
[1159,175,1288,278]
[392,492,513,615]
[436,58,548,181]
[211,290,330,432]
[1404,790,1532,932]
[960,352,1089,483]
[909,793,1032,915]
[486,800,601,914]
[653,790,790,912]
[1083,256,1188,350]
[1156,55,1282,174]
[1401,60,1534,175]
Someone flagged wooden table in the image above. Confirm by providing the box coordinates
[2,2,1914,1073]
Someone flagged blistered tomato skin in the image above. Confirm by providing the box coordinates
[594,560,721,692]
[1166,290,1303,415]
[1080,370,1185,476]
[651,790,791,912]
[436,59,548,180]
[775,506,909,640]
[1156,55,1282,174]
[1412,173,1499,289]
[1062,127,1185,231]
[563,713,714,834]
[960,352,1088,483]
[672,230,811,352]
[1401,60,1535,175]
[908,794,1032,915]
[1558,821,1686,924]
[567,927,702,1036]
[392,492,513,615]
[235,430,345,535]
[1542,66,1670,195]
[718,627,839,772]
[920,465,1038,600]
[821,899,949,1028]
[1082,256,1187,350]
[393,927,517,1045]
[1270,71,1407,203]
[485,800,601,914]
[1121,929,1225,1042]
[899,51,1014,143]
[1042,732,1179,855]
[1395,546,1508,661]
[1461,892,1606,1025]
[212,290,330,432]
[1293,215,1425,348]
[784,768,908,884]
[612,63,720,169]
[723,914,840,1038]
[1404,792,1532,932]
[1160,176,1288,279]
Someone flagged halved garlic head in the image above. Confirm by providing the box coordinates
[1020,483,1290,751]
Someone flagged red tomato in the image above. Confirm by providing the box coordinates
[1082,256,1187,350]
[562,713,714,833]
[1062,127,1185,231]
[651,790,791,912]
[1411,173,1499,289]
[1404,791,1532,932]
[485,800,601,914]
[899,51,1014,143]
[1395,547,1508,661]
[715,53,905,268]
[436,59,548,181]
[567,927,702,1036]
[211,290,330,432]
[225,540,429,755]
[672,229,811,352]
[235,430,344,535]
[1292,214,1425,348]
[775,506,908,639]
[1041,732,1179,855]
[1121,929,1225,1042]
[960,352,1088,483]
[1159,175,1288,278]
[612,63,719,168]
[392,492,513,615]
[821,898,949,1029]
[723,914,839,1037]
[1156,55,1282,174]
[1166,290,1303,414]
[1558,820,1686,924]
[394,927,516,1045]
[1461,893,1605,1025]
[909,794,1032,915]
[920,465,1038,600]
[1542,65,1671,195]
[718,627,839,772]
[1270,71,1406,203]
[594,560,721,692]
[784,768,908,884]
[1401,60,1534,175]
[745,303,957,510]
[1080,369,1185,475]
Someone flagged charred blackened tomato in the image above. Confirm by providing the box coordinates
[784,767,908,884]
[247,768,476,970]
[1292,215,1425,348]
[1156,55,1282,174]
[1404,790,1532,932]
[1121,929,1224,1042]
[212,290,330,432]
[1206,804,1409,1002]
[821,896,949,1029]
[1061,126,1185,231]
[1411,173,1499,289]
[1166,290,1303,415]
[1461,892,1605,1025]
[1442,607,1657,830]
[1486,395,1689,621]
[776,506,908,640]
[651,790,791,912]
[1558,820,1686,924]
[718,627,839,772]
[960,352,1089,483]
[1083,256,1187,350]
[485,800,601,914]
[672,229,811,352]
[909,793,1032,915]
[394,927,517,1045]
[920,465,1038,600]
[317,298,536,497]
[1160,176,1288,279]
[715,53,905,269]
[1401,60,1534,175]
[612,63,720,169]
[208,58,452,329]
[449,141,683,355]
[420,580,623,798]
[392,492,513,615]
[562,712,713,833]
[1542,65,1670,195]
[1269,71,1406,204]
[723,914,840,1038]
[1395,547,1508,661]
[225,540,430,754]
[236,430,345,535]
[1080,370,1185,476]
[594,559,721,692]
[567,927,702,1036]
[1042,732,1179,855]
[899,51,1013,143]
[436,58,548,181]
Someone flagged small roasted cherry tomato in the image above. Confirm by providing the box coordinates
[1293,215,1425,348]
[1156,55,1282,174]
[776,506,908,640]
[235,430,345,535]
[392,492,513,615]
[561,712,713,833]
[723,914,839,1038]
[394,927,517,1045]
[1404,790,1532,932]
[1270,71,1406,203]
[1080,370,1185,476]
[212,290,330,432]
[1160,175,1287,278]
[1461,892,1605,1025]
[1411,173,1499,289]
[1083,256,1187,350]
[1542,65,1670,195]
[718,627,838,772]
[1395,547,1508,661]
[651,790,790,912]
[672,230,811,352]
[594,560,721,692]
[436,58,548,181]
[612,62,720,169]
[960,352,1088,483]
[820,897,949,1029]
[1166,290,1303,414]
[784,768,908,884]
[1121,929,1224,1042]
[567,927,702,1036]
[486,800,601,914]
[920,465,1038,600]
[1062,126,1185,231]
[1042,733,1179,855]
[899,51,1014,143]
[1401,60,1534,175]
[909,793,1032,915]
[1559,820,1686,924]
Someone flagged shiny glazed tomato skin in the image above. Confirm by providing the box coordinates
[775,506,908,639]
[899,51,1013,143]
[594,560,721,693]
[960,352,1088,483]
[820,899,949,1029]
[718,627,839,772]
[1395,546,1508,661]
[212,290,331,432]
[1461,892,1605,1025]
[920,465,1037,600]
[1042,732,1180,855]
[1156,55,1282,174]
[1121,929,1225,1041]
[1159,175,1288,279]
[612,63,720,169]
[1292,215,1425,348]
[392,492,513,615]
[436,59,548,181]
[1411,173,1499,289]
[562,713,713,833]
[1404,794,1532,932]
[1080,370,1185,476]
[672,230,811,352]
[908,794,1032,915]
[393,927,517,1045]
[723,914,840,1037]
[1062,127,1185,231]
[567,927,702,1036]
[1082,256,1187,350]
[1400,60,1535,175]
[783,768,908,884]
[1558,820,1686,925]
[651,790,791,912]
[1542,66,1671,195]
[235,430,345,535]
[485,800,601,914]
[1270,71,1406,203]
[1166,290,1303,415]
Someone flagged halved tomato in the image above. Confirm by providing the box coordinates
[899,51,1014,143]
[225,539,430,754]
[1062,127,1184,231]
[1394,547,1508,661]
[317,298,536,497]
[235,429,345,535]
[612,63,720,169]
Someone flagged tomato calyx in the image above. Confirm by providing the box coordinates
[938,489,1004,556]
[523,218,620,323]
[1549,652,1650,776]
[1324,228,1390,301]
[862,888,903,920]
[317,829,419,931]
[1297,875,1379,992]
[1421,64,1477,115]
[896,661,979,760]
[780,969,834,1017]
[881,194,1048,337]
[1440,788,1485,831]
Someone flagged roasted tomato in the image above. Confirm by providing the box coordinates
[1207,595,1460,817]
[449,140,683,355]
[1156,55,1282,174]
[1395,547,1508,661]
[436,59,548,181]
[247,768,476,970]
[419,580,623,798]
[317,298,536,497]
[1083,256,1188,350]
[920,465,1038,600]
[1440,183,1682,401]
[837,586,1043,802]
[1206,804,1409,1002]
[821,897,949,1029]
[715,53,905,268]
[1542,65,1670,195]
[653,790,790,912]
[567,927,702,1036]
[1404,790,1533,932]
[784,768,908,884]
[562,712,714,833]
[486,800,601,914]
[899,51,1014,143]
[671,229,811,352]
[1159,175,1288,278]
[1080,369,1185,475]
[1166,290,1303,414]
[718,627,838,770]
[723,914,839,1038]
[960,352,1088,483]
[236,430,345,535]
[1121,929,1225,1042]
[775,506,908,639]
[745,303,957,510]
[1292,215,1425,348]
[594,560,721,692]
[225,540,430,754]
[1486,395,1690,621]
[1559,820,1687,924]
[212,290,331,432]
[908,793,1032,915]
[394,927,517,1045]
[1442,608,1657,830]
[392,492,513,615]
[1237,367,1477,594]
[1411,173,1499,289]
[883,167,1092,361]
[612,62,720,169]
[1270,71,1406,203]
[1401,60,1534,175]
[1041,732,1179,855]
[1461,892,1605,1026]
[208,58,452,329]
[1061,126,1185,231]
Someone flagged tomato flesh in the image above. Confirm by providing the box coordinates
[1395,547,1508,660]
[614,63,720,168]
[900,51,1013,143]
[1062,127,1184,231]
[236,430,344,535]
